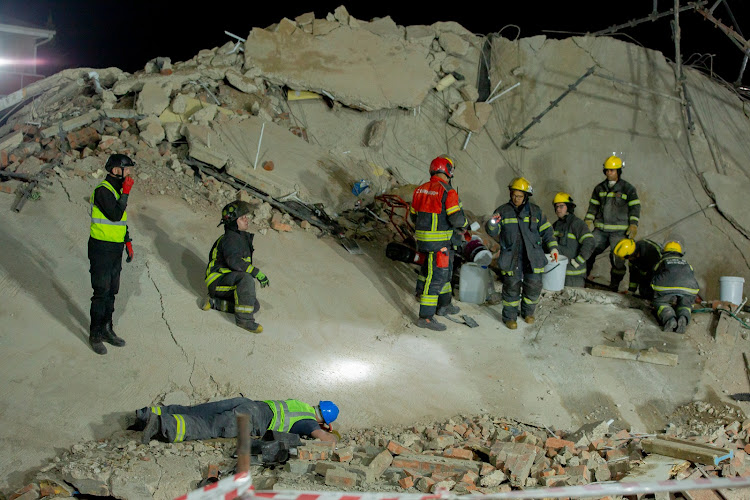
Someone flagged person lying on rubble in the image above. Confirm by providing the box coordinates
[650,240,699,333]
[201,200,269,333]
[486,177,559,330]
[551,192,594,288]
[613,238,662,300]
[136,398,339,444]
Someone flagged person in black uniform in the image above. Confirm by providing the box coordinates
[203,201,269,333]
[88,154,136,355]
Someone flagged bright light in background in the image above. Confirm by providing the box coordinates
[322,359,373,384]
[0,58,43,67]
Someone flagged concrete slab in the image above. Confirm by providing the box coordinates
[703,171,750,240]
[243,25,435,110]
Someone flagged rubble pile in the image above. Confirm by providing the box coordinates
[9,407,750,500]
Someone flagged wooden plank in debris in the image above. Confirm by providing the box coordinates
[641,437,733,466]
[591,344,678,366]
[623,453,689,481]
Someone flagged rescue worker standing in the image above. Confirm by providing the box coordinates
[585,154,641,291]
[612,238,662,299]
[651,241,699,333]
[136,398,339,444]
[204,201,269,333]
[552,193,594,287]
[486,178,559,329]
[410,156,468,331]
[88,153,135,355]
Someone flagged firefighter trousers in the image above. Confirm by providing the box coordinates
[653,292,695,326]
[208,272,258,327]
[587,230,626,290]
[416,247,454,319]
[88,241,123,332]
[137,397,268,442]
[500,265,543,323]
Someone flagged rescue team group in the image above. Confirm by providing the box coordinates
[86,152,698,446]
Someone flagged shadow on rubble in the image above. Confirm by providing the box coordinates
[137,214,206,298]
[0,225,89,345]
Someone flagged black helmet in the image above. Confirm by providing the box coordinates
[219,200,252,226]
[105,154,135,173]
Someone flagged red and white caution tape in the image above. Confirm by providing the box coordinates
[178,471,750,500]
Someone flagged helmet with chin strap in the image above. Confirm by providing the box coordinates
[429,156,455,178]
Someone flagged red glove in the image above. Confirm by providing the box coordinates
[122,176,134,195]
[125,241,134,263]
[463,231,472,242]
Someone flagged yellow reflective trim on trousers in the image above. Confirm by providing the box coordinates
[422,253,433,297]
[652,285,699,294]
[589,199,600,205]
[440,282,452,293]
[502,300,520,307]
[420,295,438,306]
[628,199,640,206]
[173,415,185,442]
[657,305,667,315]
[523,297,539,305]
[215,285,235,292]
[415,230,453,241]
[150,406,162,415]
[533,267,545,273]
[594,222,628,230]
[566,268,587,276]
[235,305,255,313]
[579,233,593,242]
[677,307,692,313]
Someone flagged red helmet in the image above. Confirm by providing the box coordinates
[429,156,455,178]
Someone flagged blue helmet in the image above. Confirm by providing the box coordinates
[318,400,339,424]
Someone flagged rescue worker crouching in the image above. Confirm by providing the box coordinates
[613,238,662,300]
[486,177,559,329]
[88,153,136,355]
[650,241,699,333]
[410,155,469,331]
[203,201,269,333]
[585,154,641,291]
[551,192,594,287]
[136,398,339,444]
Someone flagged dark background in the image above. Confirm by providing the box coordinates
[1,0,748,86]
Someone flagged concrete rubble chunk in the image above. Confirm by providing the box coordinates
[479,469,507,487]
[367,449,394,480]
[136,81,172,116]
[333,5,350,24]
[277,18,298,36]
[325,468,359,488]
[41,110,103,139]
[226,69,260,95]
[361,16,404,38]
[312,18,339,36]
[702,172,750,239]
[295,12,314,26]
[112,72,201,96]
[438,32,470,56]
[137,116,166,148]
[364,120,387,148]
[190,104,218,124]
[0,131,23,151]
[103,109,137,120]
[449,102,492,132]
[244,25,434,110]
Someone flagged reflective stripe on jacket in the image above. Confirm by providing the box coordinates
[651,251,700,295]
[263,399,317,432]
[90,181,127,242]
[585,179,640,232]
[409,175,468,252]
[553,213,594,276]
[486,201,558,274]
[205,229,256,287]
[628,239,662,291]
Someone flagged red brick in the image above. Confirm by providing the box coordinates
[606,448,628,461]
[443,448,474,460]
[271,212,292,232]
[744,443,750,454]
[398,476,415,489]
[66,127,100,150]
[416,477,435,493]
[0,150,7,168]
[403,468,421,478]
[430,472,456,482]
[567,465,589,482]
[454,424,467,435]
[9,484,38,500]
[553,464,565,475]
[545,437,575,451]
[391,455,479,475]
[479,463,495,476]
[460,470,478,485]
[160,68,173,75]
[387,440,413,455]
[324,469,358,488]
[541,468,556,477]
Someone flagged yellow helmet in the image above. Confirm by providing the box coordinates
[613,238,636,259]
[553,192,574,205]
[604,155,623,170]
[508,177,533,195]
[663,241,683,254]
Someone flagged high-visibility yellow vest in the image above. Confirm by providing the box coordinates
[90,181,127,242]
[263,399,316,432]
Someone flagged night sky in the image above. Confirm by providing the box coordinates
[1,0,748,85]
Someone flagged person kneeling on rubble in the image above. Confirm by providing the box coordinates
[202,200,269,333]
[486,177,559,330]
[136,399,339,444]
[613,238,662,300]
[650,240,699,333]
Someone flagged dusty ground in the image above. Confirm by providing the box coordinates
[2,173,750,494]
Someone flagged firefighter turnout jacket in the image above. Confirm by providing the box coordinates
[651,251,700,296]
[553,213,594,276]
[628,239,662,294]
[487,201,558,274]
[585,179,640,232]
[205,227,259,287]
[263,399,317,432]
[409,175,468,252]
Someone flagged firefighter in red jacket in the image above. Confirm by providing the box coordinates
[409,156,468,331]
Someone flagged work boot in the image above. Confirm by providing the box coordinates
[417,317,447,331]
[200,297,211,311]
[524,316,535,324]
[102,322,126,347]
[89,328,107,355]
[675,316,688,334]
[237,322,263,334]
[662,318,677,332]
[505,320,518,330]
[141,412,160,444]
[436,304,461,316]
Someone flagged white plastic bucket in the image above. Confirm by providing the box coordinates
[720,276,745,305]
[459,263,490,304]
[542,254,568,292]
